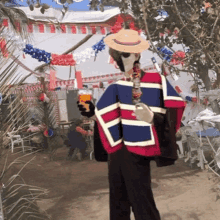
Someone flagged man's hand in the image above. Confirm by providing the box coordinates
[134,103,154,124]
[77,101,95,118]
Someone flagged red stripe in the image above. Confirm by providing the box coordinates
[101,107,120,123]
[2,19,8,27]
[175,86,182,93]
[71,25,77,34]
[141,72,162,84]
[81,25,87,34]
[50,24,56,33]
[97,120,123,154]
[100,26,106,35]
[91,26,96,34]
[27,23,33,33]
[114,39,141,46]
[192,97,197,102]
[164,100,186,108]
[61,24,66,33]
[38,23,44,33]
[121,109,137,120]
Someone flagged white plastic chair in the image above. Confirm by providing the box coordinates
[7,132,25,153]
[208,147,220,177]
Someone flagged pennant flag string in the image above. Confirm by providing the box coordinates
[157,46,186,65]
[23,44,51,63]
[23,36,106,66]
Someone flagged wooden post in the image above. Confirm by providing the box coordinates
[40,77,50,150]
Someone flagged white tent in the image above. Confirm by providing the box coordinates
[4,6,207,123]
[4,7,158,84]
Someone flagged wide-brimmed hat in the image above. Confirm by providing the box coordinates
[104,29,149,53]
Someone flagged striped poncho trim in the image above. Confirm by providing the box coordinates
[95,72,186,156]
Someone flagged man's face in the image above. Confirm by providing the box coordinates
[109,48,141,77]
[121,53,140,77]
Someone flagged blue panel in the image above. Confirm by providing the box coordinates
[141,88,164,107]
[117,85,133,105]
[108,123,122,142]
[117,84,164,108]
[196,128,220,137]
[122,124,151,142]
[166,79,180,97]
[96,84,118,110]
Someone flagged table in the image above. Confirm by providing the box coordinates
[59,121,72,134]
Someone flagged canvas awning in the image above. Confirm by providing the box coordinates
[17,7,124,24]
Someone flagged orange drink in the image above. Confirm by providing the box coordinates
[78,90,92,112]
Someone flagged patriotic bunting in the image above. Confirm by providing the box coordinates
[92,37,105,57]
[50,24,56,33]
[50,54,76,66]
[27,23,33,33]
[38,23,44,33]
[175,85,209,105]
[49,70,57,91]
[81,25,87,34]
[61,24,66,33]
[23,44,51,63]
[2,19,8,27]
[75,71,83,89]
[0,38,9,57]
[71,25,77,34]
[0,18,142,35]
[73,48,96,64]
[22,36,106,65]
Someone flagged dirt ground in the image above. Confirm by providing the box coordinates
[1,146,220,220]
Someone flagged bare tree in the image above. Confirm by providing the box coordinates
[88,0,220,118]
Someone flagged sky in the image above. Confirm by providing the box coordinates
[17,0,93,11]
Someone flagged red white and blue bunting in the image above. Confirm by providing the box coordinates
[0,18,108,35]
[23,37,106,65]
[175,85,208,105]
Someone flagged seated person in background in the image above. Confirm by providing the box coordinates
[66,118,93,160]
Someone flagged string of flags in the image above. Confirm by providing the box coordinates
[73,48,95,64]
[23,44,51,64]
[21,16,140,65]
[175,85,208,105]
[157,47,186,65]
[23,36,106,66]
[1,14,141,66]
[50,54,76,66]
[92,37,105,57]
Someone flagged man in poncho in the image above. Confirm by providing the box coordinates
[77,29,186,220]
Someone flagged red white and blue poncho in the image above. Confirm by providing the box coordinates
[95,72,186,158]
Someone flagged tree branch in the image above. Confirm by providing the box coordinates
[141,1,186,75]
[210,15,219,38]
[172,0,220,73]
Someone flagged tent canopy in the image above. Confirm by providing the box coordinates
[18,7,124,24]
[17,32,157,83]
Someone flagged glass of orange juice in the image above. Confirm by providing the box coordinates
[78,90,92,112]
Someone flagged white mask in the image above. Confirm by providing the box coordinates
[121,53,140,77]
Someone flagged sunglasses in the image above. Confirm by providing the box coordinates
[119,52,140,58]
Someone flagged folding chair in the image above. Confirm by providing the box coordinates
[208,147,220,177]
[7,132,25,153]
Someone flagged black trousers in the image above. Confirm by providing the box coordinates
[108,146,161,220]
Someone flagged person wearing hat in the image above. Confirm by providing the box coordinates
[77,29,186,220]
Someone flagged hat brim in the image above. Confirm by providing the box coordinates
[104,34,150,53]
